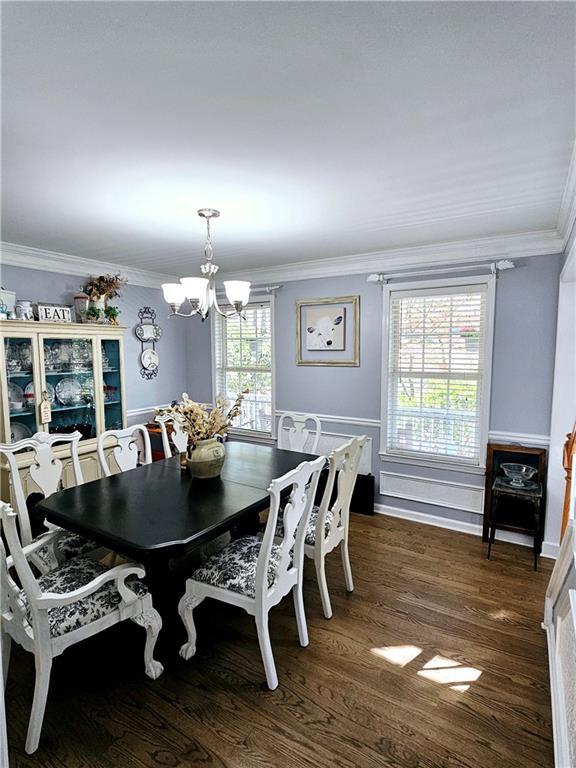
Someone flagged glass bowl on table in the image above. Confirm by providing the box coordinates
[500,463,537,488]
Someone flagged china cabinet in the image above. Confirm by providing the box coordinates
[0,320,127,501]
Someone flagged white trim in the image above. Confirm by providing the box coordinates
[218,230,562,284]
[379,453,487,475]
[275,410,380,430]
[0,241,177,289]
[379,274,496,471]
[557,139,576,249]
[374,503,558,558]
[127,405,170,420]
[2,227,565,290]
[487,430,551,448]
[379,470,484,514]
[228,429,276,446]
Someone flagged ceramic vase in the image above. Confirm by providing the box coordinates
[187,437,226,479]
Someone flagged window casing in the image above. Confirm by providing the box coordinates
[381,277,495,468]
[213,300,274,436]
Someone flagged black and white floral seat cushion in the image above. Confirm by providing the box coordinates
[191,535,283,598]
[276,505,335,546]
[35,530,100,570]
[22,557,148,637]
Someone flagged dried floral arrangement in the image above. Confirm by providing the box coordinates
[83,273,127,302]
[157,391,248,446]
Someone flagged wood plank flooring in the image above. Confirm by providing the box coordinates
[5,515,554,768]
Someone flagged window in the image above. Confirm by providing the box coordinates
[213,300,273,435]
[383,279,493,466]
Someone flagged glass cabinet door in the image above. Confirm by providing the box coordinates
[4,336,40,441]
[42,337,97,441]
[101,339,123,430]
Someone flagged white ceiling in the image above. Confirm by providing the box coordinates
[1,2,574,277]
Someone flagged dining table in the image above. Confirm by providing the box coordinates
[37,440,319,568]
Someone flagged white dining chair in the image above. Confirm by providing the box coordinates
[0,432,99,574]
[97,424,152,477]
[304,435,367,619]
[277,412,322,453]
[178,455,325,690]
[154,413,188,458]
[0,500,163,754]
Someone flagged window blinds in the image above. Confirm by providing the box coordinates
[214,302,273,434]
[386,284,488,465]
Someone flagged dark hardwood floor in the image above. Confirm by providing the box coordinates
[6,515,554,768]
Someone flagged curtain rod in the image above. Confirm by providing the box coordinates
[367,260,515,283]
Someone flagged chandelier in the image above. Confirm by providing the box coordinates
[161,208,251,319]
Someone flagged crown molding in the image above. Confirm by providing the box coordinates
[219,229,563,284]
[0,242,178,290]
[0,227,564,290]
[558,139,576,250]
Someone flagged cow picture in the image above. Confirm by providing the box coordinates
[305,306,346,350]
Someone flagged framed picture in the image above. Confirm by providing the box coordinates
[296,295,360,366]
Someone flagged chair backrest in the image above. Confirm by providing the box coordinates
[154,413,188,458]
[315,435,367,543]
[277,412,322,453]
[0,431,83,546]
[0,501,43,641]
[256,456,325,602]
[97,425,152,477]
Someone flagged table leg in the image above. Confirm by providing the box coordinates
[533,500,541,572]
[487,494,498,560]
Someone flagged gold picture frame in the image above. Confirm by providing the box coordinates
[296,295,360,366]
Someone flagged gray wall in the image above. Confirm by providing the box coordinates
[190,255,562,534]
[2,254,562,535]
[0,263,191,412]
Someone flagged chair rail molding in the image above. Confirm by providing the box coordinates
[0,242,178,289]
[487,431,551,448]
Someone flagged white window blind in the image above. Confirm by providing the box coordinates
[386,284,488,465]
[214,301,273,434]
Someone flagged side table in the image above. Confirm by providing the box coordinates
[488,477,543,570]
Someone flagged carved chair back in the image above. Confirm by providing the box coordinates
[315,435,367,541]
[154,413,188,458]
[97,425,152,477]
[256,456,325,603]
[277,412,322,453]
[0,431,83,546]
[0,502,43,635]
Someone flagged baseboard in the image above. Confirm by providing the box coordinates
[375,502,558,559]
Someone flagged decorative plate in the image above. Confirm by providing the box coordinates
[55,377,82,406]
[24,382,55,407]
[135,324,163,342]
[141,349,159,370]
[11,421,33,443]
[8,382,24,410]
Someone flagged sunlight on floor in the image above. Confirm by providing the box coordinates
[371,648,482,693]
[370,645,423,667]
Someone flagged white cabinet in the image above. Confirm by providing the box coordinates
[0,320,127,503]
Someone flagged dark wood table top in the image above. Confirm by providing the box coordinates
[38,441,318,560]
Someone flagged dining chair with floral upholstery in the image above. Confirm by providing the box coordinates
[0,500,163,754]
[178,455,325,690]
